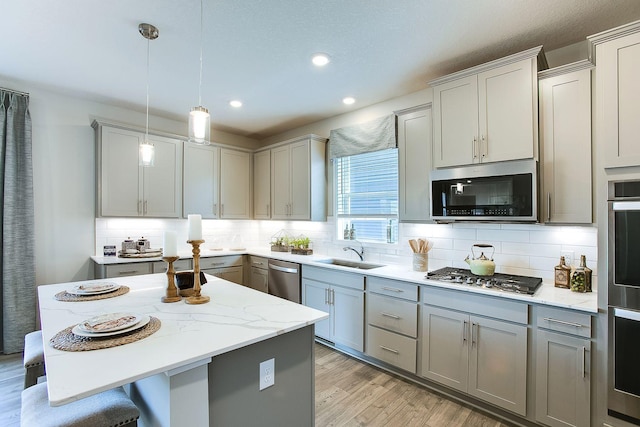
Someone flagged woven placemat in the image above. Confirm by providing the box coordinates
[49,316,161,352]
[54,286,130,302]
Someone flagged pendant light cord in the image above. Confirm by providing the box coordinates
[145,35,150,140]
[198,0,204,106]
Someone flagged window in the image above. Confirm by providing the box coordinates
[335,148,398,243]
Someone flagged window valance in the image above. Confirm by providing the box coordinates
[329,114,396,159]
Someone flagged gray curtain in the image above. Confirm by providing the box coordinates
[0,90,35,354]
[329,114,397,158]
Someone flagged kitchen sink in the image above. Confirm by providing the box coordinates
[316,258,384,270]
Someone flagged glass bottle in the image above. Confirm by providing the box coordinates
[554,256,571,289]
[350,224,356,240]
[579,255,592,292]
[570,255,589,293]
[343,224,350,240]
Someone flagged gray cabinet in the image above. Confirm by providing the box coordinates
[94,121,183,218]
[431,47,543,168]
[248,256,268,293]
[253,150,271,219]
[99,262,153,279]
[366,277,418,373]
[151,259,192,273]
[539,64,593,224]
[535,307,591,427]
[270,135,327,221]
[421,287,528,416]
[199,255,244,285]
[302,266,364,352]
[397,105,432,222]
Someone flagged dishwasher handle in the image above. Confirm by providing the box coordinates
[269,263,299,274]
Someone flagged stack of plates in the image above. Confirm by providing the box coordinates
[67,282,121,296]
[72,312,150,337]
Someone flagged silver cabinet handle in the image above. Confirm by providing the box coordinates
[471,322,477,346]
[463,320,468,343]
[581,346,586,378]
[324,288,328,305]
[380,345,399,354]
[547,193,551,222]
[381,286,404,293]
[481,135,486,158]
[381,312,400,320]
[213,203,217,215]
[143,200,148,215]
[542,317,584,328]
[472,137,478,159]
[118,270,138,275]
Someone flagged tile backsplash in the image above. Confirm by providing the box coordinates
[96,218,597,285]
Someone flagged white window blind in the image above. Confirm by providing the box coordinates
[335,148,398,243]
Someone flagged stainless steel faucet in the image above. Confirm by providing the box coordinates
[343,241,364,261]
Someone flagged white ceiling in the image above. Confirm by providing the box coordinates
[2,1,639,140]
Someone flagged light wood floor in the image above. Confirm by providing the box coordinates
[1,344,512,427]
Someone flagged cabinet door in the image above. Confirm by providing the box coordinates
[536,330,590,427]
[468,316,527,416]
[215,266,243,285]
[183,144,219,219]
[143,134,183,217]
[597,31,640,168]
[332,285,364,352]
[302,279,331,341]
[271,145,291,219]
[219,149,251,219]
[398,107,432,222]
[253,150,271,219]
[100,126,142,217]
[420,305,469,393]
[478,58,536,163]
[432,75,478,168]
[289,141,311,220]
[539,69,592,224]
[249,268,268,293]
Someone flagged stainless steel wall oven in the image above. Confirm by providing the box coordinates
[608,180,640,425]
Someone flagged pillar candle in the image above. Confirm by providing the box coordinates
[188,214,202,241]
[163,231,177,257]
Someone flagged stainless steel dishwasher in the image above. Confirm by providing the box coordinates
[268,259,301,303]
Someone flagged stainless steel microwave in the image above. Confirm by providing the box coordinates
[430,159,538,222]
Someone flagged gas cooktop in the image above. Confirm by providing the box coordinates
[425,267,543,295]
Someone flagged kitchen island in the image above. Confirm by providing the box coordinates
[37,273,328,427]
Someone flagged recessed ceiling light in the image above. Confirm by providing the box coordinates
[342,97,355,105]
[229,100,243,108]
[312,53,330,67]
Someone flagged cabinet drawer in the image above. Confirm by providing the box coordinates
[151,259,192,273]
[368,277,418,301]
[105,262,152,278]
[200,255,244,269]
[536,306,592,338]
[249,256,268,269]
[367,293,417,337]
[302,265,365,291]
[366,325,417,373]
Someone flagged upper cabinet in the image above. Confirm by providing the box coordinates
[430,46,546,168]
[253,150,271,219]
[183,143,251,219]
[539,63,593,224]
[94,121,182,218]
[589,21,640,168]
[268,135,327,221]
[397,105,432,222]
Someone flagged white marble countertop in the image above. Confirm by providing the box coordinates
[91,247,598,313]
[38,273,328,406]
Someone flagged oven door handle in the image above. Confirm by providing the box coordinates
[613,307,640,321]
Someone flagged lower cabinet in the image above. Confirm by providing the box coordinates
[535,307,592,427]
[302,266,364,352]
[248,256,268,293]
[421,292,528,416]
[151,259,192,273]
[200,255,244,285]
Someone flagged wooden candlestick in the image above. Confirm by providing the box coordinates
[185,239,210,304]
[161,256,182,303]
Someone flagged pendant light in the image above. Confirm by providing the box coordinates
[139,23,158,167]
[188,0,211,145]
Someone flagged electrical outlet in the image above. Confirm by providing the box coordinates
[259,358,275,391]
[561,250,575,267]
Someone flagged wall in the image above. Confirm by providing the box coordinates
[0,78,259,286]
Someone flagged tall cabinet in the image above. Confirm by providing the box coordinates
[430,46,546,168]
[257,134,327,221]
[538,62,593,224]
[94,121,182,218]
[397,105,432,222]
[589,21,640,168]
[253,150,271,219]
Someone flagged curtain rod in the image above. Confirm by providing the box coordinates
[0,86,29,97]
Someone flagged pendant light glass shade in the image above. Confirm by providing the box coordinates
[139,23,158,167]
[189,105,210,144]
[188,0,211,145]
